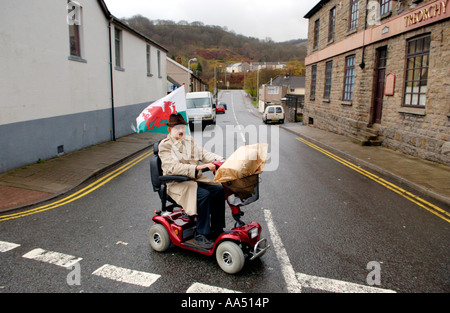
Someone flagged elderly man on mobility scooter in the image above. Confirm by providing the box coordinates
[158,113,226,249]
[151,113,269,274]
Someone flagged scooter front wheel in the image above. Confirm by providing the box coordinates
[216,241,245,274]
[149,224,170,252]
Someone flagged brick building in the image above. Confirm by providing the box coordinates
[303,0,449,165]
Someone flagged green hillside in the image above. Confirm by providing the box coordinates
[123,15,307,91]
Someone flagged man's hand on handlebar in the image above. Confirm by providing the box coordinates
[196,163,217,172]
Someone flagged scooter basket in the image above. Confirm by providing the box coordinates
[222,174,259,207]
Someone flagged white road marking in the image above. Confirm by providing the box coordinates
[296,273,396,293]
[263,209,302,293]
[0,240,20,252]
[264,209,397,293]
[230,92,246,144]
[7,227,397,293]
[92,264,161,288]
[186,282,241,293]
[22,248,82,268]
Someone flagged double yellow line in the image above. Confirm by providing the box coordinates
[296,137,450,224]
[0,150,153,222]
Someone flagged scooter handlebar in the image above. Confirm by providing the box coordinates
[201,161,224,173]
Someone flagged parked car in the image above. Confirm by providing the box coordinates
[216,103,226,113]
[220,102,227,110]
[263,105,285,124]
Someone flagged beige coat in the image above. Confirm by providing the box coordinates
[159,134,223,216]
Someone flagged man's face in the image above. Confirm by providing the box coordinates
[169,124,186,140]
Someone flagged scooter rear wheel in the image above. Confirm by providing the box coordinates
[216,241,245,274]
[149,224,170,252]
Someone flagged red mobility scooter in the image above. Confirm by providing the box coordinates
[148,141,269,274]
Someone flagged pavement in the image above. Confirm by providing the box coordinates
[0,132,166,213]
[0,122,449,214]
[281,123,450,207]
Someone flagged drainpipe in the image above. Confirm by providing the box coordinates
[359,0,370,70]
[108,17,116,141]
[356,0,371,135]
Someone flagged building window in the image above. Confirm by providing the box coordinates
[157,50,161,78]
[324,61,333,99]
[343,55,356,101]
[68,1,82,58]
[380,0,392,16]
[404,34,430,107]
[349,0,359,31]
[310,65,317,99]
[69,23,81,57]
[313,19,320,49]
[146,45,151,76]
[115,28,122,68]
[329,7,336,42]
[268,86,280,94]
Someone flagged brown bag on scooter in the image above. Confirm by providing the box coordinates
[214,143,268,183]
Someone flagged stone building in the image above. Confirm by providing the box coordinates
[258,76,305,122]
[303,0,449,165]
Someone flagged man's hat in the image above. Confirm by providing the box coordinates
[168,113,188,127]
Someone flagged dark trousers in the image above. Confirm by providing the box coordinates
[196,183,226,235]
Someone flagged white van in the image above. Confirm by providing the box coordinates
[263,105,285,124]
[186,91,216,131]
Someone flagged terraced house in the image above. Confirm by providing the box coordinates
[303,0,450,165]
[0,0,168,173]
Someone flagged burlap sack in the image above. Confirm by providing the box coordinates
[214,143,268,183]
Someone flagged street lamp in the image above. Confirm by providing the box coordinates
[188,58,197,70]
[257,69,260,108]
[188,58,197,91]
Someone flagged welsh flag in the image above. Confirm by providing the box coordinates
[135,86,189,134]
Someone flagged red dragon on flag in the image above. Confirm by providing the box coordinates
[135,86,188,134]
[142,101,177,130]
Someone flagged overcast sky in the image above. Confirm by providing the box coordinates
[103,0,313,42]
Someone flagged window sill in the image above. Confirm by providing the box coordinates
[346,28,358,37]
[68,56,87,63]
[341,101,352,106]
[115,66,125,72]
[380,11,392,21]
[322,98,330,103]
[398,107,426,116]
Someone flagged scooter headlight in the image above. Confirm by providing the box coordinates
[249,227,259,239]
